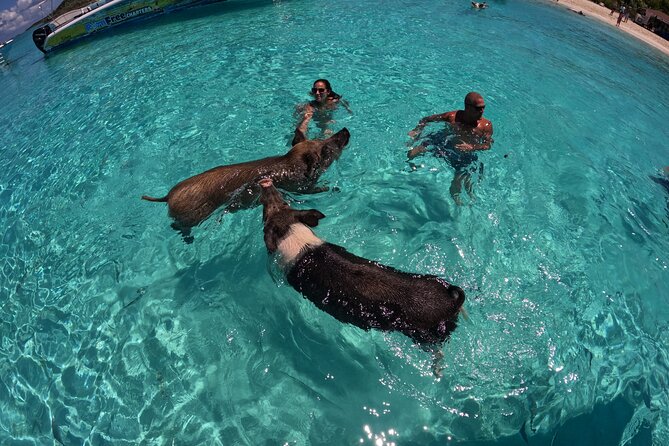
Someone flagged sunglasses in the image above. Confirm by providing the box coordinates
[311,87,327,94]
[467,103,485,111]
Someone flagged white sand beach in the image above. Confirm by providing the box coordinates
[546,0,669,57]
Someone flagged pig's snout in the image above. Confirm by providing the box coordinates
[447,285,468,321]
[448,285,466,308]
[259,178,285,210]
[448,285,465,304]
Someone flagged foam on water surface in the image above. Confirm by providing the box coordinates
[1,0,669,444]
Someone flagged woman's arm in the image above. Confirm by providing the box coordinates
[339,98,353,114]
[296,103,315,135]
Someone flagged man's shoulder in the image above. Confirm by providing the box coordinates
[480,117,493,127]
[477,117,493,134]
[444,110,459,121]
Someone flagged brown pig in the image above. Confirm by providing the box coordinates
[142,128,350,241]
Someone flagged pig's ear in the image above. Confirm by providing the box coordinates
[295,210,325,227]
[302,152,319,178]
[264,229,278,253]
[291,128,307,146]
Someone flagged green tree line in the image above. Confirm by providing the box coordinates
[595,0,669,17]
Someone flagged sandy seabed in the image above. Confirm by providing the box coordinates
[543,0,669,57]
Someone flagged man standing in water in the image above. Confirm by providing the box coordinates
[407,92,494,204]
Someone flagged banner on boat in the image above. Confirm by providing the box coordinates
[86,6,155,32]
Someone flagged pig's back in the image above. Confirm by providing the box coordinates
[286,243,462,342]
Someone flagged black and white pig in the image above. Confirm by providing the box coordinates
[258,178,466,372]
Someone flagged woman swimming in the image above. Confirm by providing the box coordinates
[295,79,351,137]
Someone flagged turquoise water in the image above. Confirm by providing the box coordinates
[1,0,669,444]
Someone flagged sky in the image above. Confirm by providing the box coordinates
[0,0,62,42]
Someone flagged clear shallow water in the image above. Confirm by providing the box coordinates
[1,0,669,444]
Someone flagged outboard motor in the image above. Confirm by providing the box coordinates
[32,25,53,53]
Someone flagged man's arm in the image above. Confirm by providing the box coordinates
[456,120,494,151]
[476,121,494,150]
[407,144,428,159]
[408,111,453,139]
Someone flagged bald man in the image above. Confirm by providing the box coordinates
[407,92,494,204]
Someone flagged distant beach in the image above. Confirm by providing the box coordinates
[544,0,669,57]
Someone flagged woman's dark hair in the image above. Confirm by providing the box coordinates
[313,78,341,100]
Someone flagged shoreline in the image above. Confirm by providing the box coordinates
[544,0,669,58]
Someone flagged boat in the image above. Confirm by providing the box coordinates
[0,39,11,65]
[32,0,227,53]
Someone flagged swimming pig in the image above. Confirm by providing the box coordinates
[258,178,466,367]
[142,128,350,241]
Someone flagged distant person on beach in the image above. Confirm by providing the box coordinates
[295,79,351,138]
[616,5,625,26]
[407,92,494,204]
